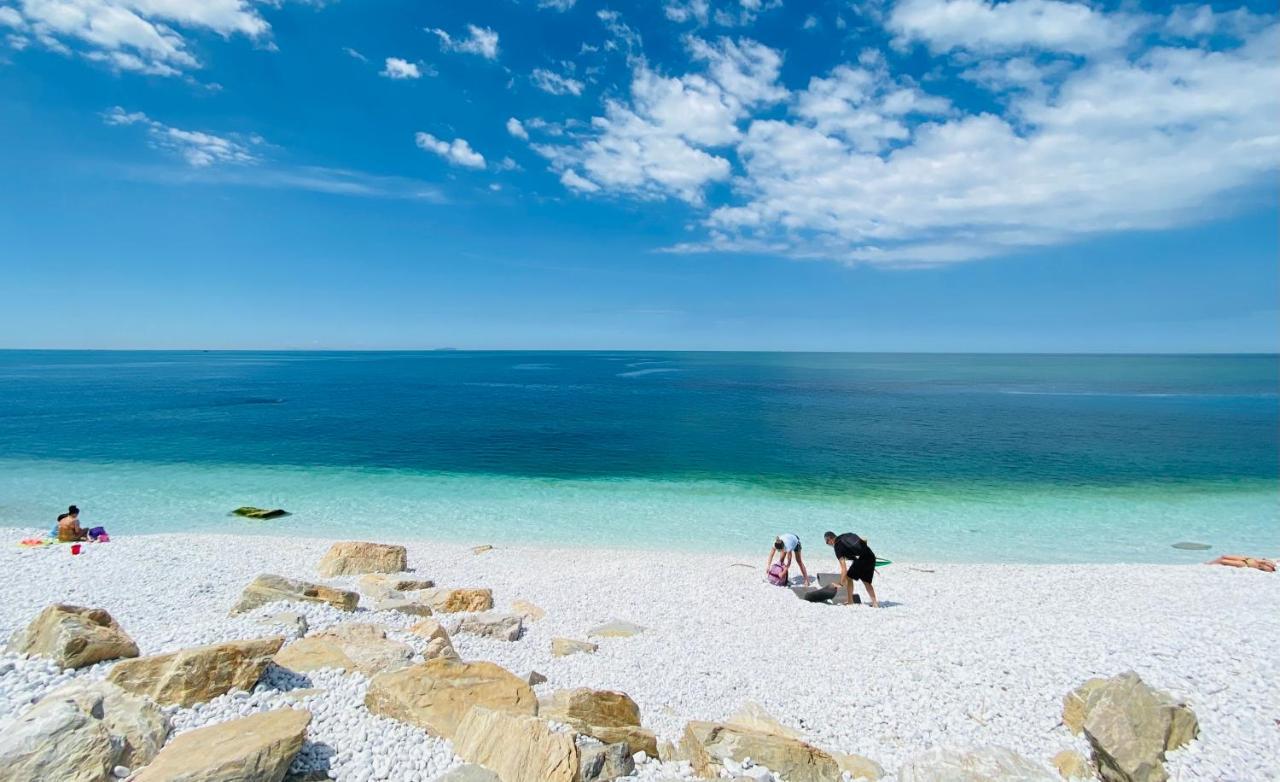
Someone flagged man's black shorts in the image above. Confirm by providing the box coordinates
[846,558,875,583]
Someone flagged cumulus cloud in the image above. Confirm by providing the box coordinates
[888,0,1142,55]
[429,24,499,60]
[103,106,259,167]
[538,0,576,10]
[414,132,487,168]
[2,0,278,76]
[531,67,584,96]
[380,57,422,79]
[506,117,529,140]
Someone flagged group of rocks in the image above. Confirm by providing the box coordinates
[0,540,1201,782]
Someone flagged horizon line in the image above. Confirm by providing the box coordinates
[1,348,1277,357]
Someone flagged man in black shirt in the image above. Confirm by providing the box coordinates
[824,531,879,607]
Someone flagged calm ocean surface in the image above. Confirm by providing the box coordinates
[1,351,1276,562]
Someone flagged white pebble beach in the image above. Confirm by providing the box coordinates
[1,530,1277,781]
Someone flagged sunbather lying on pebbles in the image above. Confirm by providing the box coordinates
[1207,554,1275,572]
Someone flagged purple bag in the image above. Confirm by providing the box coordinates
[767,561,789,586]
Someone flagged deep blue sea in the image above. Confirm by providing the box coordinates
[1,351,1276,562]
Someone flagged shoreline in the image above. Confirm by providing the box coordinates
[2,529,1278,780]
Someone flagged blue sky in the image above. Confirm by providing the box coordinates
[0,0,1276,351]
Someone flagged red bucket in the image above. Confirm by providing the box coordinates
[70,544,82,555]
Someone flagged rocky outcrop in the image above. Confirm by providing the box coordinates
[682,721,841,782]
[275,624,413,676]
[316,541,407,577]
[0,680,170,782]
[455,612,523,641]
[541,689,656,758]
[108,636,284,707]
[6,604,139,669]
[452,707,579,782]
[132,708,311,782]
[1064,673,1198,782]
[898,746,1057,781]
[364,658,536,739]
[551,638,597,657]
[231,574,358,614]
[408,620,460,660]
[414,588,494,613]
[579,742,635,782]
[510,600,545,622]
[587,620,645,639]
[357,574,434,599]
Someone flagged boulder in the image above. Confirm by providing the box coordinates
[364,658,536,739]
[551,638,597,657]
[0,679,170,782]
[232,507,289,519]
[438,765,501,782]
[1066,673,1198,782]
[357,574,434,599]
[525,671,548,686]
[510,600,545,622]
[725,702,805,742]
[256,612,308,638]
[568,724,658,759]
[587,620,645,639]
[408,620,460,660]
[414,588,494,613]
[898,747,1057,781]
[108,636,284,707]
[452,707,579,782]
[456,612,523,641]
[231,574,358,614]
[6,604,139,670]
[580,742,635,782]
[682,721,841,782]
[316,541,407,577]
[132,708,311,782]
[275,624,412,676]
[1052,750,1093,779]
[541,688,641,729]
[369,596,435,618]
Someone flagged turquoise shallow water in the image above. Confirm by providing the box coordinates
[0,351,1276,562]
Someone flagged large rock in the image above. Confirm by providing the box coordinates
[510,600,545,621]
[452,706,579,782]
[6,604,138,670]
[580,742,635,782]
[414,588,494,613]
[231,574,358,614]
[0,679,169,782]
[275,624,413,676]
[317,541,407,577]
[370,595,435,618]
[456,612,523,641]
[357,573,434,599]
[364,658,536,739]
[1053,750,1093,779]
[408,620,460,660]
[725,702,805,742]
[1065,673,1198,782]
[587,620,645,639]
[898,746,1057,781]
[838,752,886,781]
[541,689,641,728]
[682,721,841,782]
[108,636,284,707]
[551,638,597,657]
[132,708,311,782]
[438,766,500,782]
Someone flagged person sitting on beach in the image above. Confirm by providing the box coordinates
[766,533,810,587]
[57,505,88,543]
[825,530,879,607]
[1207,554,1275,572]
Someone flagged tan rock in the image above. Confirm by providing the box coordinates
[230,574,358,614]
[132,708,311,782]
[357,573,434,599]
[569,723,659,759]
[5,604,139,670]
[472,545,494,555]
[898,746,1057,781]
[274,637,354,673]
[45,680,171,768]
[408,620,460,660]
[541,688,641,728]
[364,658,536,739]
[837,752,886,781]
[683,721,841,782]
[510,600,545,622]
[414,588,494,613]
[316,541,407,577]
[1074,673,1198,782]
[108,636,284,707]
[455,612,523,641]
[370,595,435,617]
[551,637,597,657]
[453,707,579,782]
[274,624,413,676]
[1053,750,1093,779]
[579,741,635,782]
[256,612,308,637]
[587,620,645,639]
[725,701,805,742]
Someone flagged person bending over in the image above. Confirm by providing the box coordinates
[824,530,878,607]
[767,533,810,586]
[57,505,88,543]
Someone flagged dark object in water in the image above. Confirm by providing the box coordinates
[232,506,289,520]
[1172,542,1212,551]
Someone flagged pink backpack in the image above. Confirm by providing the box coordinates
[766,561,789,586]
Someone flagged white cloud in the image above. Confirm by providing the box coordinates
[664,0,709,25]
[414,132,487,169]
[3,0,278,76]
[888,0,1142,55]
[538,0,576,10]
[561,169,601,193]
[664,0,781,28]
[381,57,421,79]
[343,46,368,62]
[103,106,258,167]
[429,24,499,60]
[506,117,529,140]
[531,67,584,96]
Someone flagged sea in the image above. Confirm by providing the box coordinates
[0,350,1275,563]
